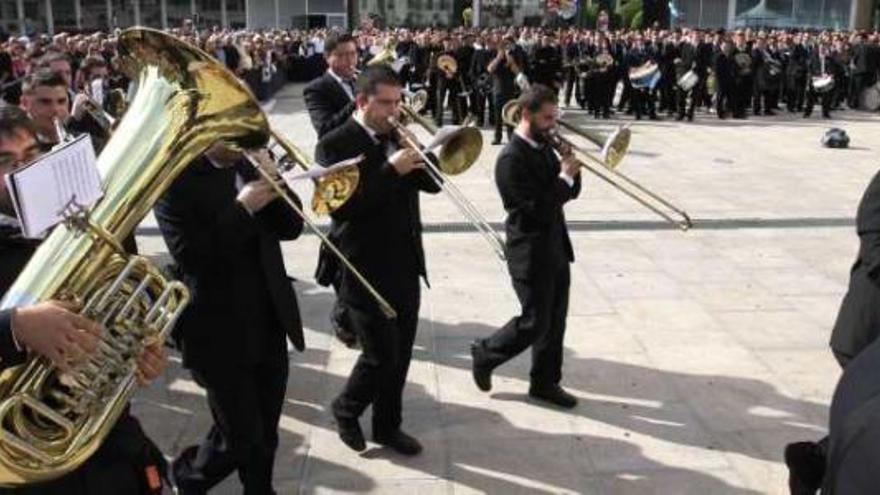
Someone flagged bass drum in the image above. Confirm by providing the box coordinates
[859,82,880,111]
[677,70,698,91]
[812,75,835,93]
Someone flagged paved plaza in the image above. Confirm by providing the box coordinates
[132,83,880,494]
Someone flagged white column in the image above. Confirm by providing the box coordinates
[106,0,113,29]
[15,0,24,34]
[190,0,197,17]
[160,0,168,28]
[726,0,736,28]
[44,0,54,33]
[74,0,82,28]
[473,0,480,26]
[221,0,228,28]
[274,0,280,27]
[133,0,141,25]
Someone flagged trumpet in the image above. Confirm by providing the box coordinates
[242,130,398,319]
[502,101,691,231]
[390,104,507,260]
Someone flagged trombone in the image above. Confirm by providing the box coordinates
[242,129,398,319]
[502,101,692,231]
[390,103,507,260]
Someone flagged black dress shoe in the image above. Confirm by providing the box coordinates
[785,441,825,495]
[491,139,502,146]
[375,429,423,456]
[470,341,493,392]
[334,414,366,452]
[529,384,578,409]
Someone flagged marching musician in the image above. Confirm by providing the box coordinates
[713,38,735,119]
[561,34,582,108]
[626,38,658,121]
[488,36,525,145]
[785,33,809,114]
[731,33,752,119]
[0,106,168,495]
[469,34,495,128]
[155,143,305,494]
[675,31,698,121]
[303,31,360,347]
[316,66,440,456]
[434,37,463,126]
[803,42,836,119]
[471,84,581,409]
[530,33,562,93]
[751,36,780,116]
[303,32,359,139]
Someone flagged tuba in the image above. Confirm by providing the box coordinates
[0,27,268,485]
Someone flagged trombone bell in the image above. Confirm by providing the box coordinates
[438,126,483,175]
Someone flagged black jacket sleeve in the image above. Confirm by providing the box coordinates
[303,81,356,138]
[0,309,26,369]
[496,149,578,228]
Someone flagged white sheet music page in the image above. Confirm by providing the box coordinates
[4,134,102,239]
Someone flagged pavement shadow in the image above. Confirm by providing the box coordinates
[278,280,762,493]
[420,317,828,465]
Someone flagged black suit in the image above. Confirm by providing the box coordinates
[830,169,880,365]
[0,226,164,495]
[303,72,357,138]
[155,157,304,494]
[315,117,439,436]
[475,133,581,387]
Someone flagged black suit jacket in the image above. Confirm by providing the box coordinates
[303,72,356,138]
[495,134,581,280]
[825,334,880,494]
[154,158,305,369]
[0,226,38,367]
[831,169,880,360]
[314,118,440,315]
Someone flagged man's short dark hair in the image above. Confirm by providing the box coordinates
[0,106,38,141]
[81,55,107,77]
[356,65,401,97]
[22,69,68,94]
[519,84,558,114]
[325,32,356,55]
[34,51,71,69]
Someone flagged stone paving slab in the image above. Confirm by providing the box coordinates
[130,83,880,494]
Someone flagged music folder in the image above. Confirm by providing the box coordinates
[4,134,103,239]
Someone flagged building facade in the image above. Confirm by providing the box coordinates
[0,0,874,34]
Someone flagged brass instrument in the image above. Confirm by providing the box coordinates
[0,27,260,485]
[392,104,506,260]
[502,101,691,231]
[436,54,458,76]
[402,88,429,114]
[244,131,397,319]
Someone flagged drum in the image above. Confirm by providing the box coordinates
[677,70,698,91]
[812,75,835,93]
[630,62,660,90]
[860,82,880,111]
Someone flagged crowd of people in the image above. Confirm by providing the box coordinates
[0,19,879,495]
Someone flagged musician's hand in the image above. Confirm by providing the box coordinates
[11,300,102,372]
[237,177,279,214]
[71,93,90,120]
[135,342,167,386]
[388,148,424,176]
[561,155,581,178]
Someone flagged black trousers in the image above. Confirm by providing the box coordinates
[435,77,462,126]
[478,265,571,387]
[1,410,165,495]
[633,88,656,119]
[332,300,420,436]
[804,87,832,117]
[493,91,514,143]
[173,358,288,495]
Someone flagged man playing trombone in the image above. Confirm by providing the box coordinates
[471,85,582,409]
[315,65,440,456]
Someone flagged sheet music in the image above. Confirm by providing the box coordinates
[5,134,103,239]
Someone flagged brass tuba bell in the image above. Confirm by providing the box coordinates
[0,27,269,486]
